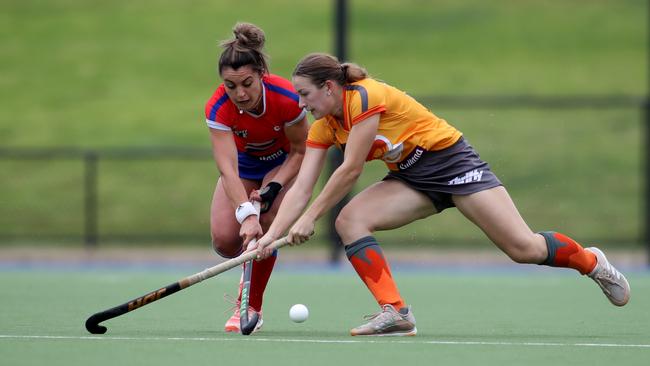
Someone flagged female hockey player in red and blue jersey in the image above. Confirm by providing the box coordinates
[204,23,308,333]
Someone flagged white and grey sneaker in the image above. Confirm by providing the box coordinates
[350,304,417,336]
[586,247,630,306]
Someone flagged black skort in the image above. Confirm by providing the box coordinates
[384,137,502,212]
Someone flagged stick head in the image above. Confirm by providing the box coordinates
[240,312,259,336]
[85,315,108,334]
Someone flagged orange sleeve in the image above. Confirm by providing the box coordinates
[306,118,334,148]
[306,141,331,149]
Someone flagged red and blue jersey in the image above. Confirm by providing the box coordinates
[205,74,306,159]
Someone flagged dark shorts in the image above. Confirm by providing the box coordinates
[238,150,287,181]
[383,137,502,212]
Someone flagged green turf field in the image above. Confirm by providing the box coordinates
[1,266,649,366]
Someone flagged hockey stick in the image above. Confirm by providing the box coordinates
[84,236,288,334]
[239,201,261,335]
[239,258,257,335]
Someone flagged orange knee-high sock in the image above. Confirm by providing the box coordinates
[539,231,597,275]
[239,249,277,312]
[345,236,406,310]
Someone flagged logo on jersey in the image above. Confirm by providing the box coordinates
[366,135,403,163]
[233,129,248,139]
[273,125,281,132]
[449,169,484,185]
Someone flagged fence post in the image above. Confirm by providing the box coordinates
[327,0,349,263]
[646,99,650,267]
[84,151,98,248]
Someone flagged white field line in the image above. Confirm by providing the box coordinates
[1,334,649,349]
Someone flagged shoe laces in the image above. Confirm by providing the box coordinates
[223,293,241,315]
[593,262,624,293]
[362,305,400,327]
[223,293,259,316]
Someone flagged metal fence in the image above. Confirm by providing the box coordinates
[325,94,649,262]
[0,147,212,245]
[1,94,647,264]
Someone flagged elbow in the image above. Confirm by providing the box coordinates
[340,164,363,181]
[294,184,314,200]
[287,180,315,205]
[351,166,363,179]
[217,170,236,181]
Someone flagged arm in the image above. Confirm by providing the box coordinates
[264,146,328,239]
[253,146,328,257]
[256,114,380,257]
[300,114,380,225]
[252,117,309,212]
[210,128,249,206]
[209,128,262,245]
[269,117,309,186]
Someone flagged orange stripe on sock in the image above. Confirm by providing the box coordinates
[547,232,597,275]
[348,244,406,310]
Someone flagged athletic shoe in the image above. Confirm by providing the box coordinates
[350,304,417,336]
[223,294,264,333]
[586,247,630,306]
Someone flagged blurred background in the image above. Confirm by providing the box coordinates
[0,0,647,263]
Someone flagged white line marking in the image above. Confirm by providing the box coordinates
[1,334,649,348]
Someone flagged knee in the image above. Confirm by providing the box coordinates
[211,232,242,259]
[334,206,368,239]
[501,234,547,264]
[334,209,353,238]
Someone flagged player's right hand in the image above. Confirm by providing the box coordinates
[240,216,263,250]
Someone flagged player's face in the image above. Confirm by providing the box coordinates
[221,66,264,112]
[292,76,335,120]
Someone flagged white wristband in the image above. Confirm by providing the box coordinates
[235,201,259,224]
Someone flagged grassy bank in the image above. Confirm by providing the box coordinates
[0,0,646,247]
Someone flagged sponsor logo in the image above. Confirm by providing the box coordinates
[233,129,248,138]
[398,147,424,170]
[257,150,285,161]
[449,169,484,185]
[273,125,281,132]
[128,288,166,311]
[239,285,250,313]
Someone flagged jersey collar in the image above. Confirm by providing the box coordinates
[243,81,267,118]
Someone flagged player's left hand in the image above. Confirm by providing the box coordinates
[255,182,282,213]
[287,216,315,245]
[252,233,275,260]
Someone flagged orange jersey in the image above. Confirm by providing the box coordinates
[306,78,462,171]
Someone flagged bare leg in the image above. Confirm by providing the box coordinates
[453,186,630,306]
[452,186,548,264]
[210,177,260,258]
[335,179,436,314]
[335,179,437,244]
